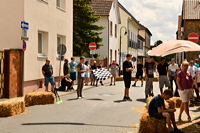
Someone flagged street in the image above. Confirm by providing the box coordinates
[0,81,200,133]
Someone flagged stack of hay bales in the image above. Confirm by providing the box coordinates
[0,100,25,117]
[24,91,55,106]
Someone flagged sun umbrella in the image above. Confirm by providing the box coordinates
[147,40,200,56]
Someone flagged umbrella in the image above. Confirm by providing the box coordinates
[147,40,200,56]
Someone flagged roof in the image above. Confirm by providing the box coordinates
[182,0,200,19]
[139,24,152,36]
[91,0,113,16]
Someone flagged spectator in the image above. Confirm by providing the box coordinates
[61,74,73,91]
[84,61,90,86]
[148,89,184,133]
[157,57,171,94]
[168,58,180,96]
[42,59,55,92]
[194,58,199,68]
[76,56,88,99]
[196,66,200,101]
[63,59,69,75]
[69,57,77,89]
[90,61,98,86]
[144,57,158,99]
[123,54,134,101]
[177,61,193,122]
[97,62,104,86]
[109,60,119,86]
[132,59,144,87]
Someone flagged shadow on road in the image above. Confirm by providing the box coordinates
[21,122,132,128]
[113,100,126,103]
[136,98,146,103]
[67,98,78,101]
[86,98,104,101]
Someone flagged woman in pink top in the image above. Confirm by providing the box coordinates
[176,61,193,122]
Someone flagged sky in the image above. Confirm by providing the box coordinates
[118,0,183,46]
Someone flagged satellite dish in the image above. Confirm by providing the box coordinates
[57,44,67,55]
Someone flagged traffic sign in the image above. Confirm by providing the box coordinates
[22,29,27,37]
[21,36,29,41]
[90,50,95,54]
[22,41,26,51]
[21,21,29,30]
[188,33,199,43]
[89,42,97,50]
[57,44,67,55]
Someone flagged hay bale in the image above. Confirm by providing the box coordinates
[165,99,175,109]
[0,100,25,117]
[170,97,182,108]
[138,111,168,133]
[24,91,55,106]
[146,96,153,109]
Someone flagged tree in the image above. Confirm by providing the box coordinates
[73,0,104,57]
[154,40,163,46]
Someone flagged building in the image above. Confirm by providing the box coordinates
[91,0,121,66]
[0,0,73,98]
[177,0,200,64]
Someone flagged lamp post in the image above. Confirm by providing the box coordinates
[119,26,127,76]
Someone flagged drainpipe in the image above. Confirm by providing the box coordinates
[107,16,110,68]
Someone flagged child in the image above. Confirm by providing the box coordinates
[148,89,184,133]
[61,74,73,91]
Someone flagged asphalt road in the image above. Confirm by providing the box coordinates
[0,81,199,133]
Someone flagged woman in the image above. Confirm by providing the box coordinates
[84,61,90,86]
[176,61,193,121]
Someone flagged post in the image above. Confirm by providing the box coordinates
[58,44,63,86]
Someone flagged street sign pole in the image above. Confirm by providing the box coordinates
[58,45,63,86]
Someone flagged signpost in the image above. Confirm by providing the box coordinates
[22,41,26,51]
[188,33,199,43]
[21,21,29,49]
[89,42,96,58]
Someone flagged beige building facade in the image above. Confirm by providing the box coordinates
[0,0,73,97]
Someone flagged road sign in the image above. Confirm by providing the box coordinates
[57,44,67,55]
[21,36,29,41]
[188,33,199,43]
[21,21,29,30]
[90,50,95,54]
[22,29,27,37]
[89,42,97,50]
[22,41,26,51]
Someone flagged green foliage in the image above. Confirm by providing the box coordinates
[154,40,163,46]
[73,0,104,57]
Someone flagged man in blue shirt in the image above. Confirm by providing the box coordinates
[148,89,184,133]
[69,57,77,89]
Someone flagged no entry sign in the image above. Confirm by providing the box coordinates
[188,33,199,43]
[22,40,26,51]
[89,42,97,50]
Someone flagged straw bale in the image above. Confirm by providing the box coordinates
[165,99,175,109]
[146,96,153,109]
[170,97,182,108]
[0,100,25,117]
[138,111,168,133]
[24,91,55,106]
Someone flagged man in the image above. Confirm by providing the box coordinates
[69,57,77,89]
[63,59,69,76]
[123,54,134,101]
[194,58,199,68]
[90,61,98,86]
[157,57,171,94]
[76,56,88,99]
[144,57,158,99]
[148,89,184,133]
[42,59,55,92]
[61,74,72,92]
[109,60,119,85]
[168,58,179,96]
[132,59,144,87]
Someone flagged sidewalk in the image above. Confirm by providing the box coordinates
[0,78,111,102]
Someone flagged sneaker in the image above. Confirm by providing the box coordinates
[174,128,185,133]
[101,83,104,86]
[90,83,92,86]
[126,97,132,101]
[123,96,128,101]
[96,84,98,87]
[114,83,115,85]
[110,84,112,86]
[132,83,136,87]
[150,93,154,97]
[77,97,82,99]
[141,84,143,87]
[145,95,148,99]
[81,96,85,98]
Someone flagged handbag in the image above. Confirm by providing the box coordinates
[189,89,196,99]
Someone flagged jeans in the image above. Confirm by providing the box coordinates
[169,77,178,92]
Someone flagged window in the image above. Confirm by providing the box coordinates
[57,36,62,46]
[115,24,117,37]
[110,21,113,35]
[38,32,43,55]
[57,0,66,10]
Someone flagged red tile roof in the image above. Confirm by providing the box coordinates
[91,0,113,16]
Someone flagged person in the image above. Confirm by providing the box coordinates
[90,61,98,86]
[132,59,144,87]
[148,89,184,133]
[176,61,193,122]
[97,62,104,86]
[61,74,73,91]
[76,56,88,99]
[123,54,134,101]
[194,58,199,68]
[84,61,90,86]
[144,57,158,99]
[196,66,200,101]
[42,59,55,92]
[188,60,199,102]
[69,57,77,89]
[63,59,69,75]
[109,60,119,86]
[168,58,180,96]
[157,57,171,94]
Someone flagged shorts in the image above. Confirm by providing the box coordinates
[136,73,143,80]
[152,112,164,119]
[44,76,55,86]
[178,89,190,102]
[90,73,96,80]
[124,78,131,88]
[70,71,76,80]
[110,71,117,77]
[159,75,170,88]
[85,71,90,78]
